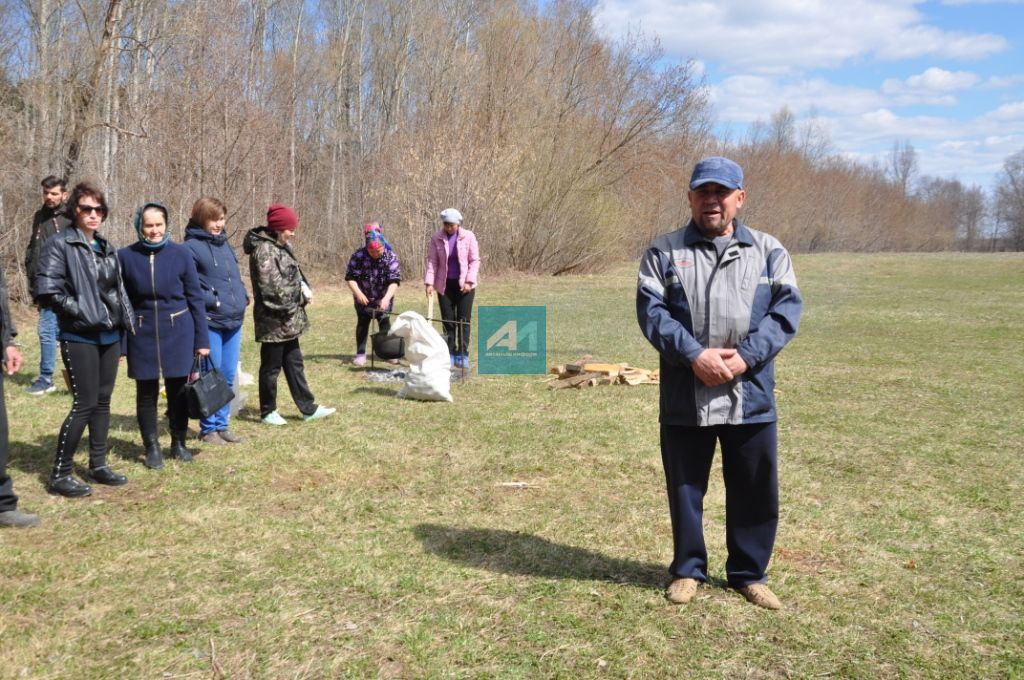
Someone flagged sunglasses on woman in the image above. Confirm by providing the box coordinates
[77,203,107,216]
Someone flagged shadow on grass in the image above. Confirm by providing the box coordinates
[9,413,159,484]
[5,372,36,388]
[305,353,355,363]
[351,386,398,397]
[414,523,665,589]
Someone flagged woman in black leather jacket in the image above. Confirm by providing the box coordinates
[35,182,135,498]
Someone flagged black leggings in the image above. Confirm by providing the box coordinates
[439,280,475,356]
[136,376,189,441]
[354,305,391,355]
[53,340,120,477]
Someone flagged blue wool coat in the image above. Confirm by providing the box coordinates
[118,241,210,380]
[183,222,249,330]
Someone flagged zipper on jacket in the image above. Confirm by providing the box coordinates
[89,239,114,329]
[700,239,736,423]
[150,251,163,376]
[169,308,188,325]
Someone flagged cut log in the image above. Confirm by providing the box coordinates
[548,371,604,390]
[565,354,594,373]
[581,362,625,376]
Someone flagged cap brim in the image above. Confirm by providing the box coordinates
[690,178,741,190]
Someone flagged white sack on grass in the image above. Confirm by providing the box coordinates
[389,311,453,402]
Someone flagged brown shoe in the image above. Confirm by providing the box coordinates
[217,430,244,444]
[666,578,699,604]
[200,431,226,445]
[737,583,782,610]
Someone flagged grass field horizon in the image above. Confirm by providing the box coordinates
[2,252,1022,678]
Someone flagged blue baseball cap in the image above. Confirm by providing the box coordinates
[689,156,744,190]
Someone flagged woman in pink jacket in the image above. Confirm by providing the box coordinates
[424,208,480,368]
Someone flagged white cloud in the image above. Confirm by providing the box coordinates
[594,0,1008,74]
[880,67,980,105]
[978,101,1024,124]
[810,103,1024,186]
[984,74,1024,89]
[712,76,883,123]
[940,0,1024,5]
[593,1,1020,187]
[903,68,979,92]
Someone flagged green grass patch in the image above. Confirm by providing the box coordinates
[1,253,1022,677]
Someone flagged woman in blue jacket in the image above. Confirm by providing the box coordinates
[184,197,248,444]
[119,202,209,469]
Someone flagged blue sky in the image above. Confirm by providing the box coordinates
[594,0,1024,190]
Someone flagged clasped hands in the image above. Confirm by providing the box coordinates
[691,348,748,387]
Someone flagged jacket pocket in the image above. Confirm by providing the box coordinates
[169,308,188,326]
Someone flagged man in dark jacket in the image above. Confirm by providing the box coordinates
[24,176,71,395]
[637,157,802,610]
[0,265,41,527]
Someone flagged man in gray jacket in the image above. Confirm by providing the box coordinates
[637,156,801,609]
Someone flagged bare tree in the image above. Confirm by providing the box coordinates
[995,148,1024,250]
[887,139,918,197]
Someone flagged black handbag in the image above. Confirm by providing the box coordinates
[183,355,235,419]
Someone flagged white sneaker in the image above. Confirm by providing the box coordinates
[262,411,287,426]
[303,405,336,422]
[353,354,367,367]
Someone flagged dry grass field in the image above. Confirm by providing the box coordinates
[1,253,1022,678]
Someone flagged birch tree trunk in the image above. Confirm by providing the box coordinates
[63,0,123,179]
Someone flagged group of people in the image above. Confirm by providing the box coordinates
[343,208,480,368]
[2,177,482,523]
[2,179,342,511]
[5,156,801,611]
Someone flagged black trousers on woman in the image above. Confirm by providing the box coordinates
[52,340,120,478]
[135,376,188,442]
[439,279,475,356]
[354,305,391,355]
[259,339,316,417]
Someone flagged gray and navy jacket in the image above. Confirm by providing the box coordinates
[637,219,802,426]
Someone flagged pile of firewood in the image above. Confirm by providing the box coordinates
[547,356,659,389]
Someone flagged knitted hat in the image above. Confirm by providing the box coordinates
[267,204,299,232]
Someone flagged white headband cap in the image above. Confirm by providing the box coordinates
[440,208,463,225]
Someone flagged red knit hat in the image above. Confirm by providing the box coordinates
[267,204,298,232]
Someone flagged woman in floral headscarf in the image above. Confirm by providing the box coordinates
[345,223,401,366]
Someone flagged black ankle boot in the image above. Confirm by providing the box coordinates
[49,475,93,498]
[87,465,128,486]
[143,438,164,469]
[169,430,193,462]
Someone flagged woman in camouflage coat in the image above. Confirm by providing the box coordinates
[243,205,334,425]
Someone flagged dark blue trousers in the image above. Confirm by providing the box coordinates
[660,421,778,587]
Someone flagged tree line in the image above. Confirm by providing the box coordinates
[1,0,1021,302]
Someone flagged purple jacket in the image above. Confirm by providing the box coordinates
[345,247,401,307]
[424,228,480,291]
